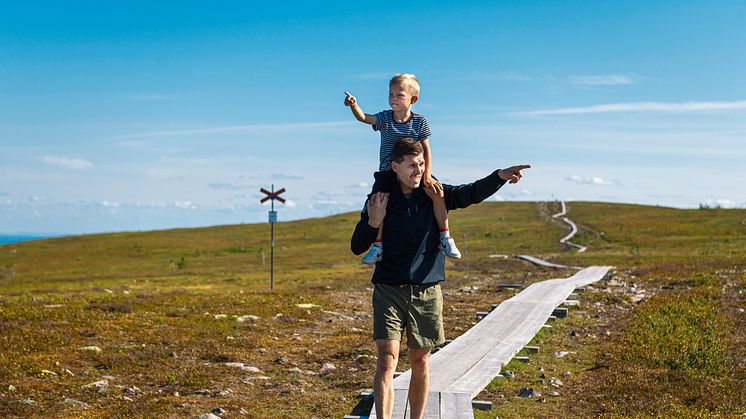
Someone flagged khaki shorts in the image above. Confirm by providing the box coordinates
[372,283,445,348]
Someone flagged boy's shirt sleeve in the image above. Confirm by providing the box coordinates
[372,110,387,132]
[418,116,432,141]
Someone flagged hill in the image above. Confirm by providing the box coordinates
[0,202,744,417]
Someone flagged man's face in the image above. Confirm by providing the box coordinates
[392,153,425,191]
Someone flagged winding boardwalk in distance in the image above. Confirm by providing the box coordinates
[554,201,587,252]
[365,201,610,419]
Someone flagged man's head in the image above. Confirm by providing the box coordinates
[389,73,420,113]
[391,138,425,192]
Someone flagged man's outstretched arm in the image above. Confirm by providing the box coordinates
[443,165,531,210]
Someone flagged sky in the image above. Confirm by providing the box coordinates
[1,1,745,235]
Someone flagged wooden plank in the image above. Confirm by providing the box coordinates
[553,307,568,318]
[440,392,474,418]
[516,254,582,270]
[497,284,525,289]
[472,400,492,411]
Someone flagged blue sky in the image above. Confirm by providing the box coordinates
[2,1,745,234]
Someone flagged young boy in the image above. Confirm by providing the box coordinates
[344,73,461,264]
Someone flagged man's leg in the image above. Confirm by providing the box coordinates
[374,339,400,419]
[407,347,431,419]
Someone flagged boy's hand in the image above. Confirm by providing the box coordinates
[423,175,444,197]
[344,91,357,107]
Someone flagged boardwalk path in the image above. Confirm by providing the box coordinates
[369,201,610,418]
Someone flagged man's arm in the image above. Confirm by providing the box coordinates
[350,192,389,255]
[344,91,377,125]
[443,165,531,210]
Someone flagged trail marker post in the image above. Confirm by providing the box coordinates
[260,184,286,291]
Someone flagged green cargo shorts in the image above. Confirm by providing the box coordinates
[372,282,445,348]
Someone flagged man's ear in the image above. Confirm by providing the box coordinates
[410,95,418,105]
[391,160,399,174]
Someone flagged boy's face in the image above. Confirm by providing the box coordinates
[389,83,418,112]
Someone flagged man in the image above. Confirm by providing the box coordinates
[350,138,530,419]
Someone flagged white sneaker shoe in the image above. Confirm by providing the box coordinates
[439,235,462,259]
[362,244,383,265]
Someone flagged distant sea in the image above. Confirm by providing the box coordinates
[0,235,54,245]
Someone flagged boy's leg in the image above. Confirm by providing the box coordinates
[362,219,384,264]
[424,178,461,259]
[361,171,391,264]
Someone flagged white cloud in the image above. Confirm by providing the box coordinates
[41,156,94,170]
[174,200,197,209]
[270,173,304,180]
[512,100,746,116]
[115,121,353,140]
[208,182,252,191]
[101,200,119,208]
[569,74,636,86]
[566,175,616,185]
[284,199,297,208]
[701,198,739,208]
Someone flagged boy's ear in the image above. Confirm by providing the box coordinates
[410,95,418,104]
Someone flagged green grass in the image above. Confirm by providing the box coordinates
[0,202,744,417]
[622,274,728,374]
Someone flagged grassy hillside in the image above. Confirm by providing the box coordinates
[0,202,743,417]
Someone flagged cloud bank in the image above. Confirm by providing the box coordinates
[512,100,746,116]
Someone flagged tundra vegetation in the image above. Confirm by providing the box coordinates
[0,202,743,418]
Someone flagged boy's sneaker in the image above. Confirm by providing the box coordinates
[439,235,462,259]
[362,243,383,265]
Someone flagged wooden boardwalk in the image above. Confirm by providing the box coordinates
[371,266,611,418]
[362,202,606,418]
[515,254,582,270]
[554,201,587,252]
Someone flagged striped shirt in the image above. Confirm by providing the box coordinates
[372,110,431,171]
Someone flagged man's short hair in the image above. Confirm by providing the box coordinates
[391,138,423,164]
[390,73,420,96]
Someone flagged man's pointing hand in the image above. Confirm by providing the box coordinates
[498,165,532,184]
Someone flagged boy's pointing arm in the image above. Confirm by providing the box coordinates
[344,91,377,125]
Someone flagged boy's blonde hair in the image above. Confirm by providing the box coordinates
[390,73,420,96]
